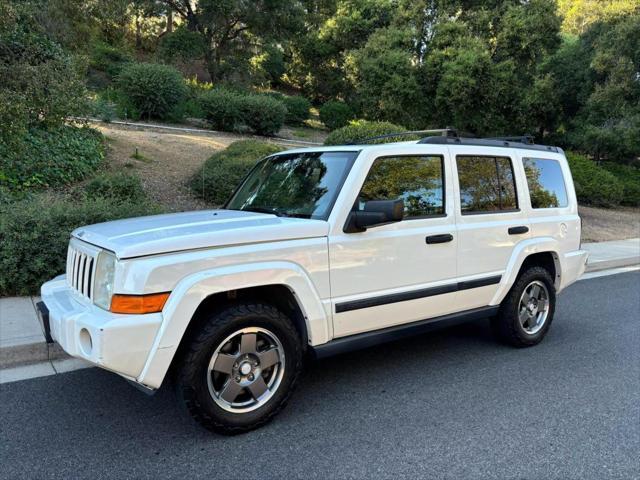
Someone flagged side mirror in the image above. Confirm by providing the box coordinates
[344,199,404,233]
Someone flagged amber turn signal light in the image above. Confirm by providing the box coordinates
[110,292,170,314]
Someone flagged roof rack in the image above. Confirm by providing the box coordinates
[347,127,458,145]
[345,127,559,153]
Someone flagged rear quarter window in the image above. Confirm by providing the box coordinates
[522,158,568,209]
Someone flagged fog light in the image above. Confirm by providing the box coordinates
[79,328,93,356]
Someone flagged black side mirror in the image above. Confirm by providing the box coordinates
[344,199,404,233]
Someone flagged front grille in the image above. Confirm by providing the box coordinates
[66,242,97,300]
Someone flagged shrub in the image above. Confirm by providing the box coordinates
[319,101,354,130]
[0,125,104,194]
[0,193,161,296]
[602,162,640,206]
[566,152,624,207]
[324,120,408,145]
[191,140,283,205]
[89,42,133,78]
[85,172,146,203]
[200,89,244,131]
[116,63,187,120]
[157,26,206,62]
[240,95,287,136]
[282,96,311,125]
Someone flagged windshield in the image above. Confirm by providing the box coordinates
[226,151,358,219]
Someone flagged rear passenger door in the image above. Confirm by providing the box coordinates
[452,147,531,310]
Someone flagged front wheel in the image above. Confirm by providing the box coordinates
[175,303,303,435]
[491,266,556,347]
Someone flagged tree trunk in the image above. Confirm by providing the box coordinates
[167,9,173,33]
[135,13,142,50]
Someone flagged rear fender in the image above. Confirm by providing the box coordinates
[490,237,561,305]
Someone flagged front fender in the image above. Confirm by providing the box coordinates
[490,237,561,305]
[137,261,329,389]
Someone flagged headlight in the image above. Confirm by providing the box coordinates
[94,251,116,310]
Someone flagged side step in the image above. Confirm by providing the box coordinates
[311,306,498,359]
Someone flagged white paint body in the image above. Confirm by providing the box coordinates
[41,142,588,389]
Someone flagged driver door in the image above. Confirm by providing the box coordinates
[328,151,459,338]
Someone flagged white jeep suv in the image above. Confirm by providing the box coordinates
[39,131,588,434]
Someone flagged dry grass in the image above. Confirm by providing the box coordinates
[96,123,307,211]
[579,205,640,243]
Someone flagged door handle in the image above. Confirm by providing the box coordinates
[508,226,529,235]
[426,234,453,244]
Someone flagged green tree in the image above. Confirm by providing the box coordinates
[159,0,304,82]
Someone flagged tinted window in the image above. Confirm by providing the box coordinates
[358,156,444,218]
[457,156,518,213]
[522,158,568,208]
[227,151,357,219]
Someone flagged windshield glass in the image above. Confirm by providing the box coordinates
[226,151,358,219]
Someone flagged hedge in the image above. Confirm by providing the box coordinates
[282,96,311,125]
[566,152,624,207]
[324,120,408,145]
[116,63,187,120]
[602,162,640,206]
[0,193,161,296]
[200,89,244,131]
[191,140,284,205]
[0,125,104,195]
[85,172,147,203]
[319,101,354,130]
[240,95,287,136]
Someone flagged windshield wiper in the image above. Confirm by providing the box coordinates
[242,206,284,216]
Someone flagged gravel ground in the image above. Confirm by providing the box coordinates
[96,122,315,212]
[579,205,640,242]
[1,271,638,479]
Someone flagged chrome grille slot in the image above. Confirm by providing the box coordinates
[66,241,98,300]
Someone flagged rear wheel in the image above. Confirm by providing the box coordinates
[175,303,303,435]
[492,266,556,347]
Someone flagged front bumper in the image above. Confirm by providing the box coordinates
[40,276,162,384]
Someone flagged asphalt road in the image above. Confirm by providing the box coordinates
[1,272,639,479]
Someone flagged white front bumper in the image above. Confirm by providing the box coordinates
[41,276,162,384]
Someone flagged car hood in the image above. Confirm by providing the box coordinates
[72,209,329,259]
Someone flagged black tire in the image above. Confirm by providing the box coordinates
[491,266,556,347]
[175,302,303,435]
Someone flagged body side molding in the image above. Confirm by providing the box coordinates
[335,275,502,313]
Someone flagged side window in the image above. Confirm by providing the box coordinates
[457,155,518,214]
[522,158,568,209]
[358,155,445,218]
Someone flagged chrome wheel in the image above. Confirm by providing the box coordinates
[207,327,285,413]
[518,280,550,335]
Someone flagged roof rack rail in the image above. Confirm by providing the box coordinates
[347,127,458,145]
[417,134,558,152]
[486,134,535,145]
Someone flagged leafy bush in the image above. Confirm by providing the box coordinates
[0,193,161,296]
[85,172,146,203]
[324,120,408,145]
[89,42,132,78]
[240,95,287,135]
[200,89,244,131]
[116,63,187,120]
[0,126,104,194]
[566,152,624,207]
[319,101,354,130]
[157,26,206,62]
[1,25,87,146]
[191,140,283,205]
[282,96,311,125]
[602,162,640,206]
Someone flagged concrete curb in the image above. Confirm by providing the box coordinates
[1,239,638,371]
